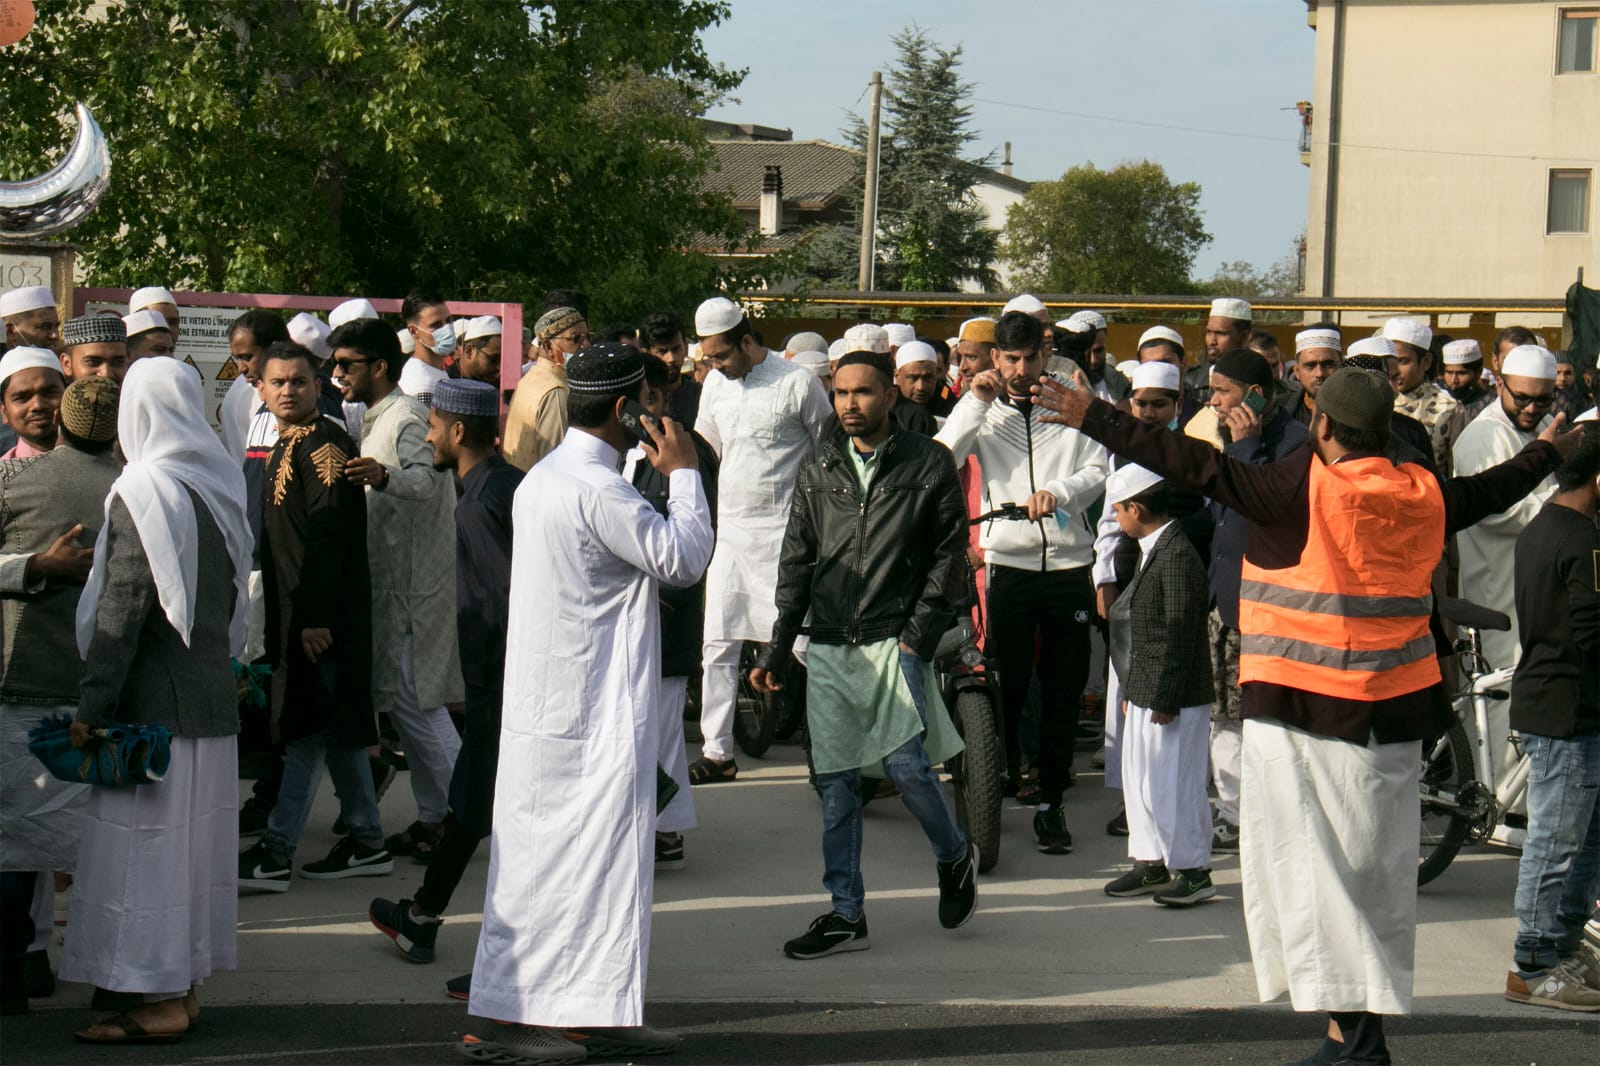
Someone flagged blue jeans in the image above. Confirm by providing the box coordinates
[1513,732,1600,971]
[262,730,384,856]
[815,652,966,921]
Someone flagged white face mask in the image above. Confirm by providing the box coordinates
[426,319,456,357]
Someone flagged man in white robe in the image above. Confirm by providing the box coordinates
[465,344,713,1063]
[688,298,832,784]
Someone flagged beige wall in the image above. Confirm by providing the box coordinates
[1304,0,1600,303]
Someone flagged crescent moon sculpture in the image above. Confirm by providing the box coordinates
[0,102,112,239]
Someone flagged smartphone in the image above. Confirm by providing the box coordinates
[1242,389,1268,416]
[619,400,664,448]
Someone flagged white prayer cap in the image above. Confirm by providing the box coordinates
[330,298,378,328]
[397,328,415,355]
[1130,361,1182,393]
[0,347,63,393]
[1068,309,1106,331]
[894,341,937,369]
[792,349,831,378]
[462,315,502,342]
[1137,325,1184,351]
[1381,317,1432,351]
[128,285,176,313]
[1105,463,1165,507]
[287,312,332,360]
[827,338,847,361]
[1441,338,1482,365]
[1346,336,1395,360]
[1295,327,1342,354]
[1500,344,1557,380]
[123,309,171,338]
[1209,297,1252,322]
[694,296,744,338]
[1116,359,1141,379]
[843,323,890,354]
[884,323,916,348]
[0,285,55,318]
[1002,294,1046,316]
[786,331,827,355]
[1055,315,1093,334]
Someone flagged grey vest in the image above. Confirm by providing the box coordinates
[0,447,120,704]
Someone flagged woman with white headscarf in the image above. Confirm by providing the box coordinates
[59,358,251,1045]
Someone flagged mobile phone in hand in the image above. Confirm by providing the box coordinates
[1242,389,1268,416]
[620,400,664,448]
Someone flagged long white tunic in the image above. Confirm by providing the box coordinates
[470,429,713,1028]
[1452,401,1553,671]
[696,352,832,643]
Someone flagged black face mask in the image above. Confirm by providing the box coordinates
[1447,380,1483,402]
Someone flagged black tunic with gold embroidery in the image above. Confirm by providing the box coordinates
[261,415,375,748]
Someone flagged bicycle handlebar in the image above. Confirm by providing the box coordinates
[970,502,1033,525]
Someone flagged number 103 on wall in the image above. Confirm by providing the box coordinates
[0,255,51,291]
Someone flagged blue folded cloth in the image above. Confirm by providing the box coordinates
[26,713,172,787]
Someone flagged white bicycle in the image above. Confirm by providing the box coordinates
[1417,596,1531,887]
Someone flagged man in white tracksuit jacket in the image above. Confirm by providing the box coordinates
[936,311,1109,855]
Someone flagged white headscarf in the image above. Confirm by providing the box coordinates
[77,359,252,657]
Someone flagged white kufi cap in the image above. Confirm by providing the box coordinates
[827,338,847,361]
[330,298,378,328]
[1137,325,1184,351]
[1294,328,1342,354]
[894,340,937,369]
[287,312,332,360]
[1105,463,1165,507]
[1002,294,1046,316]
[1116,359,1141,379]
[462,315,502,342]
[128,286,176,313]
[884,323,916,348]
[0,286,55,318]
[1346,336,1396,360]
[694,296,745,338]
[1067,309,1106,331]
[0,347,63,395]
[1381,317,1432,351]
[123,309,171,338]
[1055,316,1093,334]
[1440,338,1482,365]
[1130,361,1182,393]
[1209,297,1252,322]
[786,331,827,355]
[1499,344,1557,380]
[792,350,830,377]
[843,323,890,354]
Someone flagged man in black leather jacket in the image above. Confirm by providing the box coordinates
[751,352,977,960]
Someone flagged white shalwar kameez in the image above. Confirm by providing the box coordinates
[694,354,832,761]
[1120,698,1212,870]
[470,429,712,1028]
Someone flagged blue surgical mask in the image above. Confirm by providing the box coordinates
[427,320,456,357]
[1167,417,1180,431]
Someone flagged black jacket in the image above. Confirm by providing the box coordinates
[1512,502,1600,737]
[759,428,968,670]
[1210,403,1309,629]
[633,431,719,677]
[1114,523,1214,713]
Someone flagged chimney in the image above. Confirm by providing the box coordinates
[759,165,783,236]
[1002,142,1013,177]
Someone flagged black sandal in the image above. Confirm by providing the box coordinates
[687,755,738,785]
[75,1010,186,1045]
[385,820,443,863]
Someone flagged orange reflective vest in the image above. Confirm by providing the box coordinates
[1237,455,1445,701]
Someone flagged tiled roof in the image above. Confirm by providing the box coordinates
[685,227,822,256]
[706,140,858,207]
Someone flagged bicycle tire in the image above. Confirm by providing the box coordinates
[1418,716,1474,887]
[948,690,1002,873]
[733,642,780,759]
[773,658,808,743]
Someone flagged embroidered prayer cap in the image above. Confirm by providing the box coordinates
[786,331,827,355]
[1067,309,1106,331]
[1345,336,1396,362]
[1209,297,1252,322]
[884,323,916,348]
[792,350,831,378]
[1130,361,1182,393]
[123,309,171,339]
[843,323,890,354]
[1500,344,1557,380]
[827,338,847,361]
[0,347,63,394]
[287,313,332,360]
[1381,317,1432,351]
[566,341,646,394]
[894,341,938,369]
[1295,327,1343,354]
[1316,367,1395,431]
[432,378,500,419]
[1,285,55,318]
[1441,338,1482,365]
[1055,315,1094,334]
[693,297,744,338]
[60,376,120,443]
[535,306,585,341]
[959,317,997,344]
[62,314,126,348]
[1137,325,1184,352]
[1002,294,1046,316]
[462,315,502,342]
[1211,348,1273,392]
[329,298,378,328]
[128,286,176,313]
[1105,463,1165,507]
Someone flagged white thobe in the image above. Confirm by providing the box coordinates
[470,429,713,1028]
[1452,401,1554,671]
[696,352,833,643]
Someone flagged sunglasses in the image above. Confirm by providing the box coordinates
[333,357,373,373]
[1505,389,1555,410]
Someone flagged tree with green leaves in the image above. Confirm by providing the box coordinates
[1002,161,1211,295]
[0,0,745,320]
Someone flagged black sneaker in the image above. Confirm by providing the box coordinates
[238,842,292,892]
[1212,818,1240,852]
[369,897,439,963]
[301,836,394,880]
[445,972,471,1001]
[783,911,869,959]
[937,842,979,929]
[239,794,273,837]
[1033,806,1074,854]
[1154,868,1216,906]
[655,833,685,870]
[1106,806,1129,837]
[24,950,54,998]
[1104,861,1171,897]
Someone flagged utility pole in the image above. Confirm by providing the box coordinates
[857,70,883,293]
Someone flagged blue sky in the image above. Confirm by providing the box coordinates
[701,0,1315,278]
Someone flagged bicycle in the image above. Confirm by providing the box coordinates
[1417,595,1531,886]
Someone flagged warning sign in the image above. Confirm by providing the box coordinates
[87,301,249,432]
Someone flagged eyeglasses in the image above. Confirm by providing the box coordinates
[332,357,373,372]
[553,331,592,348]
[1506,389,1555,410]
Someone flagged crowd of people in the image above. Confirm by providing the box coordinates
[0,277,1595,1065]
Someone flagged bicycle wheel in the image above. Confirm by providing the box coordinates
[1418,716,1474,887]
[773,657,808,743]
[732,642,780,759]
[948,690,1002,873]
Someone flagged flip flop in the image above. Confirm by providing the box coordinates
[75,1011,185,1045]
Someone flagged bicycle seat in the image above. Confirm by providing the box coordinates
[1438,595,1511,632]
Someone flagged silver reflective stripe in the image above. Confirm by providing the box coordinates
[1240,632,1437,673]
[1239,580,1432,619]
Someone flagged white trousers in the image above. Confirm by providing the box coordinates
[1210,718,1243,824]
[1103,666,1124,791]
[697,639,743,762]
[656,677,696,833]
[1122,702,1213,870]
[393,634,463,823]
